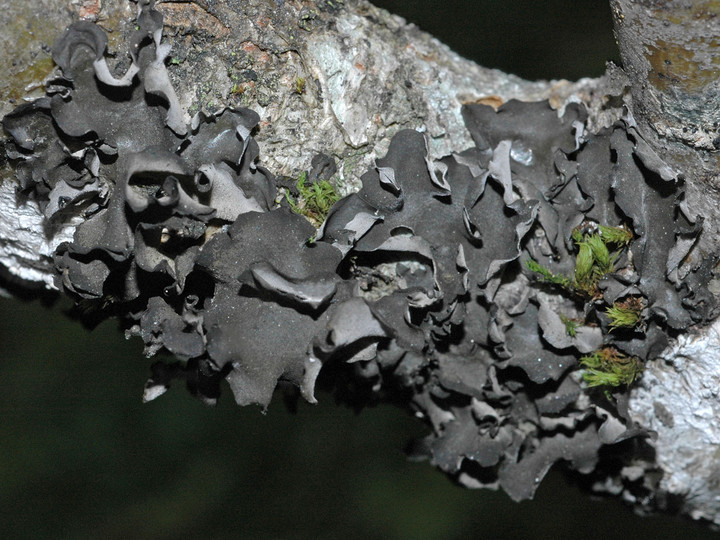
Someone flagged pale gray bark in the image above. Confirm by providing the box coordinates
[1,0,720,527]
[630,317,720,524]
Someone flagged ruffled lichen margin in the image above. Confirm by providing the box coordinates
[3,0,719,514]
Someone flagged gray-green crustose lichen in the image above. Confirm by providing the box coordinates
[2,0,718,504]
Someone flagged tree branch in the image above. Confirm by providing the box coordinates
[0,0,619,288]
[2,0,720,528]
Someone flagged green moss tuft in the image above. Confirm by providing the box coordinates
[571,225,632,296]
[286,171,341,228]
[598,224,633,246]
[573,240,595,293]
[525,258,572,289]
[606,297,644,331]
[580,347,642,388]
[560,314,580,337]
[529,223,645,392]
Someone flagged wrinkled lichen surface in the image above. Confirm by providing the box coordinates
[3,0,719,508]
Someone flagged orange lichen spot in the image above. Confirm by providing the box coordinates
[647,38,720,93]
[230,83,245,95]
[7,57,55,102]
[78,0,101,20]
[158,3,229,37]
[469,95,504,110]
[241,42,261,53]
[254,16,271,29]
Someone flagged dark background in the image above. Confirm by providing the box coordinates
[0,1,716,539]
[372,0,621,80]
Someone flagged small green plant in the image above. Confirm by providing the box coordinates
[579,347,642,388]
[598,224,633,246]
[573,239,595,292]
[286,172,341,228]
[295,77,306,94]
[560,314,580,337]
[606,297,644,331]
[574,233,621,295]
[585,234,613,273]
[528,225,633,297]
[571,225,633,296]
[525,258,572,289]
[526,235,615,297]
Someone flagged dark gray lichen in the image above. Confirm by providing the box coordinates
[2,0,718,504]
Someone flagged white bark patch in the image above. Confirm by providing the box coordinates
[0,180,77,288]
[306,12,394,148]
[630,318,720,524]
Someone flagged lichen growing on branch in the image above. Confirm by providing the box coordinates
[2,0,718,504]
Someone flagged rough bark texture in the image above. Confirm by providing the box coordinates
[2,0,720,528]
[610,0,720,264]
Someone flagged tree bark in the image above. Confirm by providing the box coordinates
[610,0,720,524]
[610,0,720,265]
[2,0,720,527]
